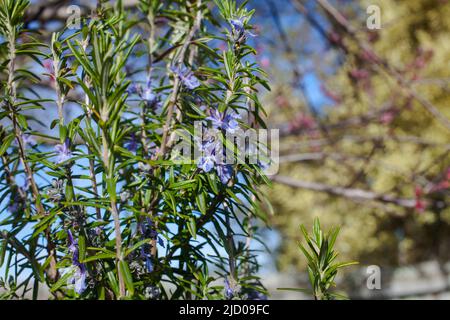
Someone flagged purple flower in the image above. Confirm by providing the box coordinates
[128,78,161,109]
[138,218,164,273]
[7,185,27,213]
[22,134,36,148]
[54,138,72,163]
[216,164,233,184]
[140,218,157,238]
[142,78,159,107]
[195,125,234,184]
[182,74,201,90]
[68,230,76,254]
[224,277,242,300]
[172,65,201,90]
[68,230,81,266]
[206,109,240,133]
[140,246,154,273]
[143,87,157,104]
[205,109,224,130]
[67,230,87,294]
[145,256,153,273]
[224,279,235,300]
[195,127,234,184]
[229,17,255,44]
[128,83,139,94]
[95,226,103,236]
[125,133,138,153]
[223,113,240,133]
[7,202,19,214]
[196,133,218,154]
[197,155,216,173]
[196,130,220,173]
[230,18,245,34]
[71,264,87,295]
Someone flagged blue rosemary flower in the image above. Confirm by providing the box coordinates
[138,218,165,273]
[229,17,255,45]
[54,138,72,163]
[230,18,245,34]
[224,278,236,300]
[8,185,27,213]
[129,78,161,109]
[128,83,139,95]
[7,200,19,214]
[216,164,233,184]
[142,83,157,105]
[147,218,165,249]
[67,230,87,294]
[196,129,219,173]
[195,126,234,184]
[125,133,139,153]
[22,134,36,148]
[140,246,153,273]
[197,154,216,173]
[71,264,87,295]
[171,65,200,90]
[206,109,240,134]
[68,230,80,268]
[196,131,219,154]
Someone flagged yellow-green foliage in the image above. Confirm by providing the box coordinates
[267,0,450,271]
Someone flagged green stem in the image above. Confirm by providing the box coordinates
[5,19,59,285]
[101,129,126,299]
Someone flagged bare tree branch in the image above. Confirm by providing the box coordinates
[271,175,416,208]
[314,0,450,131]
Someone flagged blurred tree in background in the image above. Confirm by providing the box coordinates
[255,0,449,270]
